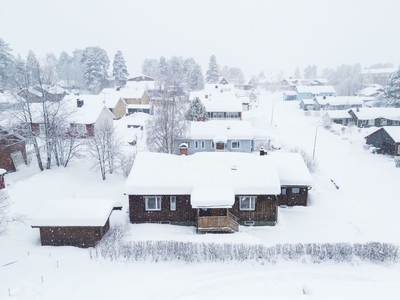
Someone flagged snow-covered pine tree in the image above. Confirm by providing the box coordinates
[81,46,110,93]
[112,50,129,82]
[206,55,219,83]
[188,64,204,91]
[26,50,41,85]
[384,68,400,107]
[158,56,169,85]
[186,97,208,121]
[0,38,14,89]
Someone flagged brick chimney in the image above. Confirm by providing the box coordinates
[179,143,188,156]
[197,116,203,122]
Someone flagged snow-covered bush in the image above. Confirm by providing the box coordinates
[290,146,318,173]
[394,156,400,168]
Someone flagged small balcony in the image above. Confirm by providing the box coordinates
[197,212,239,233]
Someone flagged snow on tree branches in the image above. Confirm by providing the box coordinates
[186,97,208,121]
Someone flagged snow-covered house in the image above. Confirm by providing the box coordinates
[173,120,258,155]
[365,126,400,156]
[348,108,400,128]
[203,97,243,120]
[126,74,156,90]
[31,199,122,248]
[124,152,281,232]
[283,91,297,101]
[314,96,364,111]
[0,127,27,172]
[321,110,353,126]
[271,153,313,206]
[299,98,316,111]
[295,86,336,100]
[360,68,398,87]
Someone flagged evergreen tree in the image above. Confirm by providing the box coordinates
[141,58,159,79]
[81,46,110,93]
[26,50,41,85]
[188,64,204,91]
[112,50,129,82]
[158,56,169,85]
[294,67,301,78]
[303,65,317,79]
[206,55,219,83]
[384,68,400,106]
[57,51,73,86]
[0,38,14,88]
[186,97,208,121]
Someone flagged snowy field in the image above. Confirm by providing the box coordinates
[1,91,400,299]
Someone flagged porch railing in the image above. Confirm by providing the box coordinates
[197,214,239,233]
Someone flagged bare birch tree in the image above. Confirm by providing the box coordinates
[146,98,189,153]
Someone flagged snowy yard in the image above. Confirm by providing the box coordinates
[1,91,400,299]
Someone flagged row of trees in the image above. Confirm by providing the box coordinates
[0,38,129,94]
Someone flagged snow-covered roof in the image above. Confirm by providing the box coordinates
[125,152,281,199]
[191,186,235,208]
[360,68,398,75]
[100,88,146,107]
[357,86,384,97]
[296,85,336,94]
[30,199,121,227]
[268,153,313,186]
[350,108,400,121]
[315,96,364,106]
[0,91,20,104]
[367,126,400,143]
[0,168,6,175]
[188,120,253,140]
[126,104,151,109]
[283,91,297,96]
[202,97,243,112]
[125,81,155,90]
[300,99,315,105]
[322,110,352,119]
[67,95,113,124]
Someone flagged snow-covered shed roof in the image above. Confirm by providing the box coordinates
[188,120,253,140]
[315,96,364,106]
[202,97,243,112]
[268,153,313,186]
[296,85,336,94]
[350,108,400,121]
[31,199,121,227]
[0,168,6,175]
[322,110,352,120]
[125,152,281,200]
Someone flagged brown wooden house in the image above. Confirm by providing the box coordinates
[365,126,400,156]
[31,199,122,248]
[348,108,400,128]
[0,127,27,172]
[125,152,281,233]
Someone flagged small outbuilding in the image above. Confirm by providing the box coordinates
[31,199,122,248]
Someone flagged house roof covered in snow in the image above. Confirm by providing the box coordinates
[366,126,400,143]
[0,168,6,175]
[296,85,336,94]
[350,108,400,121]
[188,120,253,140]
[202,97,243,112]
[30,199,121,227]
[268,153,313,186]
[322,110,352,119]
[315,96,364,106]
[360,68,398,75]
[125,152,281,200]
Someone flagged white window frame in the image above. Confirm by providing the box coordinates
[76,124,87,134]
[170,196,176,211]
[292,187,300,194]
[380,119,387,126]
[145,196,161,211]
[39,124,46,136]
[281,188,287,195]
[239,196,256,211]
[201,140,205,149]
[393,120,399,125]
[231,140,240,149]
[194,141,199,149]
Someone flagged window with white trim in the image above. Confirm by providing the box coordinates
[292,187,300,194]
[145,196,161,211]
[231,140,240,149]
[380,119,387,126]
[201,140,205,149]
[170,196,176,211]
[76,124,87,134]
[393,121,399,125]
[281,188,287,195]
[239,196,256,211]
[194,141,199,149]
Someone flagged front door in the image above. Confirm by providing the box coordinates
[216,142,225,151]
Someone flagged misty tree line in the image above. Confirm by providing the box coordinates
[91,226,398,264]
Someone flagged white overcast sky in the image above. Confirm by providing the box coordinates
[1,0,400,79]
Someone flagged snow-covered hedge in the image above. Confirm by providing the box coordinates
[90,228,398,264]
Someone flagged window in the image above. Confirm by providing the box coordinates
[239,196,256,211]
[281,188,287,195]
[217,112,224,118]
[170,196,176,211]
[201,140,205,149]
[145,196,161,211]
[380,119,387,126]
[39,124,46,135]
[76,124,86,134]
[393,121,399,125]
[292,187,300,194]
[212,141,215,148]
[194,141,199,149]
[231,141,240,149]
[368,119,375,125]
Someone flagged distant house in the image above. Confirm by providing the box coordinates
[348,108,400,128]
[314,96,364,111]
[283,91,297,101]
[321,110,353,126]
[360,68,398,87]
[19,85,69,103]
[299,98,316,111]
[31,199,122,248]
[365,127,400,156]
[0,90,20,111]
[174,120,257,155]
[218,77,229,85]
[126,74,156,90]
[271,153,313,206]
[125,152,281,232]
[0,127,27,172]
[295,86,336,100]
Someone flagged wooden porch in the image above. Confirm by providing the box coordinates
[197,212,239,233]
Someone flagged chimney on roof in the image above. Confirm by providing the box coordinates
[179,143,188,156]
[77,98,84,108]
[260,146,266,156]
[197,117,203,122]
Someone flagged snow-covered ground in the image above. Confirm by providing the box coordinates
[1,91,400,299]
